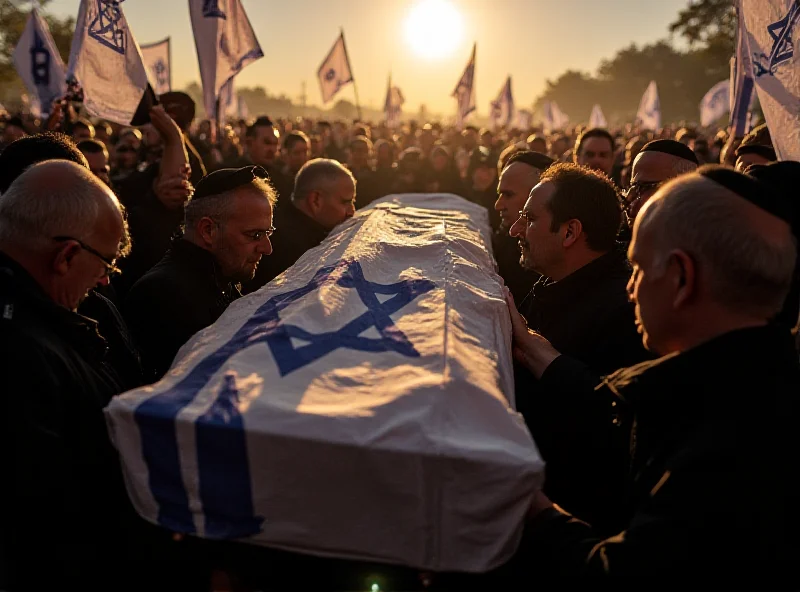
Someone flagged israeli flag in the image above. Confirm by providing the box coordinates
[220,77,248,120]
[636,80,661,131]
[699,80,730,127]
[141,37,171,95]
[731,1,756,137]
[516,108,532,130]
[13,6,66,116]
[489,76,515,130]
[740,0,800,160]
[589,104,607,128]
[542,101,569,133]
[189,0,264,120]
[383,75,404,128]
[105,193,544,573]
[66,0,152,125]
[317,31,354,104]
[452,43,476,128]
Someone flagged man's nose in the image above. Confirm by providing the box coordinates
[509,217,523,238]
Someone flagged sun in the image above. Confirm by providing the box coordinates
[404,0,463,60]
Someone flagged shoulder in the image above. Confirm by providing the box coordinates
[600,352,680,393]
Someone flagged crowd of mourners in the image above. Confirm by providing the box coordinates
[0,90,797,590]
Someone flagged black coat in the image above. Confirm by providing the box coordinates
[516,248,650,533]
[242,202,329,294]
[124,239,241,381]
[520,324,800,577]
[0,252,143,588]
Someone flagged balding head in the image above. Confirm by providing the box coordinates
[629,172,796,354]
[292,158,356,230]
[0,160,130,310]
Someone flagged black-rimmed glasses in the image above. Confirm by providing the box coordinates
[53,236,122,277]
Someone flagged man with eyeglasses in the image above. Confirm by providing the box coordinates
[621,139,699,236]
[0,160,146,587]
[506,163,649,535]
[125,165,276,381]
[243,158,356,294]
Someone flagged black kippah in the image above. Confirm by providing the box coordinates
[640,139,699,165]
[698,164,795,230]
[193,165,269,201]
[735,143,777,162]
[504,150,555,172]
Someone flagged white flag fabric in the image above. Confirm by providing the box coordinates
[740,0,800,160]
[542,101,569,133]
[106,193,544,573]
[731,1,756,137]
[589,104,607,128]
[452,43,476,128]
[317,32,354,104]
[237,94,249,120]
[636,80,661,131]
[189,0,263,120]
[141,37,171,96]
[220,77,235,118]
[516,109,532,129]
[66,0,150,125]
[13,7,66,116]
[383,76,404,127]
[489,76,515,130]
[699,80,730,127]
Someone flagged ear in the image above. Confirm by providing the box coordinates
[307,190,323,214]
[562,219,583,248]
[52,241,81,277]
[668,249,696,309]
[196,216,218,246]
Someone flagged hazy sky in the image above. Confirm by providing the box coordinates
[46,0,689,115]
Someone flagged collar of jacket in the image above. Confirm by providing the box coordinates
[278,201,330,239]
[532,248,629,304]
[168,239,241,296]
[0,250,108,349]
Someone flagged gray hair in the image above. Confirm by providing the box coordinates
[184,177,276,236]
[292,158,355,202]
[0,159,129,255]
[638,174,796,318]
[669,154,698,176]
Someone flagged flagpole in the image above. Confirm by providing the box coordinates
[340,28,362,121]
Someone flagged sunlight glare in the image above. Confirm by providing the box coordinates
[404,0,463,60]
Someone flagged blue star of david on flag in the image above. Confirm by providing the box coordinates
[753,1,800,77]
[88,0,126,55]
[134,259,436,536]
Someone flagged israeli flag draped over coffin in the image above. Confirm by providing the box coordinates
[740,0,800,161]
[106,194,543,573]
[13,7,67,116]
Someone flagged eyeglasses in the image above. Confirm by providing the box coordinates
[243,227,276,241]
[518,210,536,225]
[53,236,122,277]
[623,180,663,200]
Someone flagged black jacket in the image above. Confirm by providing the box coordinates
[124,239,241,381]
[521,324,800,577]
[242,202,329,294]
[0,252,142,588]
[516,248,650,533]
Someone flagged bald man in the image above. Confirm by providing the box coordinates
[510,166,800,577]
[0,161,145,588]
[623,139,699,224]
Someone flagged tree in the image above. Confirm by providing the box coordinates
[668,0,736,54]
[0,0,75,104]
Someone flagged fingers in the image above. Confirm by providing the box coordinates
[504,287,529,337]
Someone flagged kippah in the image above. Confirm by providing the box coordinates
[698,164,794,228]
[640,139,699,165]
[193,165,269,201]
[735,143,777,162]
[505,150,555,172]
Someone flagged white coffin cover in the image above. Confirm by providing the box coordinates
[106,193,544,573]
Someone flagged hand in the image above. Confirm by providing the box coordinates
[154,174,193,210]
[148,105,183,146]
[505,288,561,378]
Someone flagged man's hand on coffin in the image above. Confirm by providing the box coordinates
[505,287,562,379]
